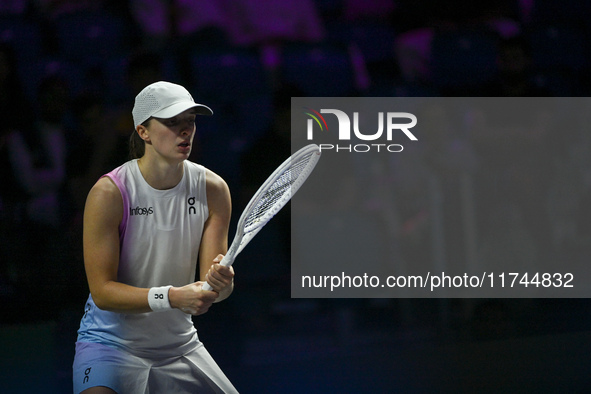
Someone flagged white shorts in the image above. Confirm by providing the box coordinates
[72,342,238,393]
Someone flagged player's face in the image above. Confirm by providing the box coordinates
[149,109,197,160]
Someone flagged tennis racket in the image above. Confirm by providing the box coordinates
[202,144,321,291]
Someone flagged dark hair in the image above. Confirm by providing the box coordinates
[129,118,151,159]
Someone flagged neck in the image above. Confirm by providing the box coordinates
[137,156,184,190]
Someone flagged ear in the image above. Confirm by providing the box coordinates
[136,124,151,143]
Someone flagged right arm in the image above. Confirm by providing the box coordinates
[83,177,217,314]
[83,177,152,313]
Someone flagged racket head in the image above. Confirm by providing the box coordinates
[224,144,321,265]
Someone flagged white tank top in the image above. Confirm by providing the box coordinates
[77,159,209,358]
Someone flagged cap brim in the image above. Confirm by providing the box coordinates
[152,102,213,119]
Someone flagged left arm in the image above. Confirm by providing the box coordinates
[200,168,234,302]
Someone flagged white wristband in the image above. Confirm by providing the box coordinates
[148,286,173,312]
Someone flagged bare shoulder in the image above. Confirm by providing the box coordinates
[204,168,231,216]
[85,176,123,224]
[88,176,122,203]
[204,168,230,197]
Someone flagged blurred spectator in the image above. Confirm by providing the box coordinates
[342,0,397,22]
[480,35,550,97]
[67,93,122,217]
[393,3,454,89]
[395,1,521,91]
[63,92,122,293]
[224,0,325,86]
[0,69,71,310]
[0,0,30,16]
[225,0,325,47]
[33,0,106,18]
[129,0,230,51]
[394,25,437,88]
[20,74,70,228]
[0,43,35,294]
[464,1,522,38]
[518,0,535,24]
[0,43,40,223]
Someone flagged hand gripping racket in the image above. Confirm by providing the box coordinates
[202,144,321,291]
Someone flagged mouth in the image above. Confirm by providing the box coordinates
[178,141,191,153]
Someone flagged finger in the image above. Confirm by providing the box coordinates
[208,266,233,287]
[195,281,219,297]
[205,275,223,292]
[211,264,234,279]
[206,266,223,285]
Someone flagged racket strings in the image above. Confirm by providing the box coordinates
[243,155,311,233]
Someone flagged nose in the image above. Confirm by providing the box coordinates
[180,120,194,135]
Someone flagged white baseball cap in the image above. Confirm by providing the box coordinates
[132,81,213,128]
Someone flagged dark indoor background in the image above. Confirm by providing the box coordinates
[1,0,591,392]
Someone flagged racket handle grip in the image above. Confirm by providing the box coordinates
[219,253,233,267]
[202,282,213,291]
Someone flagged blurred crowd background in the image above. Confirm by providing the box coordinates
[1,0,591,392]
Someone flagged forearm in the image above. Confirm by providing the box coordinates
[92,280,222,315]
[91,280,152,314]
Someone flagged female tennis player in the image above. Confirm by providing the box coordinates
[73,81,238,393]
